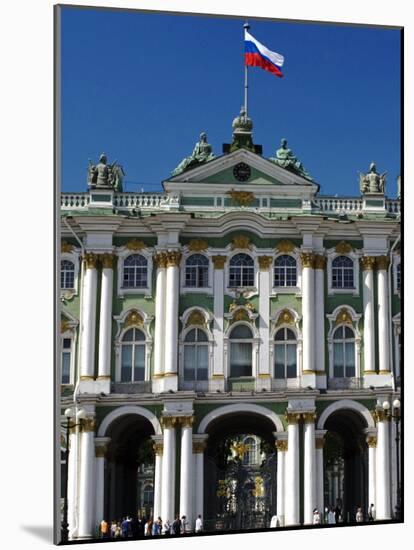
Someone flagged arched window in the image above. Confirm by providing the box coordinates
[143,484,154,506]
[274,255,297,287]
[61,260,75,289]
[229,254,254,287]
[120,328,146,381]
[185,254,209,287]
[333,326,355,377]
[183,328,209,382]
[242,436,258,465]
[61,336,72,384]
[274,328,297,379]
[122,254,148,288]
[229,324,253,377]
[332,256,354,289]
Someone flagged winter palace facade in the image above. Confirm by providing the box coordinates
[59,112,401,540]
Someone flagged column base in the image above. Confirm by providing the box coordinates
[151,376,164,394]
[209,377,225,392]
[301,372,317,389]
[161,374,178,392]
[255,376,272,392]
[316,373,327,390]
[363,373,393,388]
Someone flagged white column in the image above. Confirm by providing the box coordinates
[257,257,272,388]
[193,438,207,522]
[276,436,288,526]
[366,434,377,514]
[376,411,391,519]
[361,257,376,373]
[161,417,177,523]
[98,254,114,379]
[180,417,194,530]
[377,257,390,373]
[303,413,317,524]
[315,430,326,518]
[301,253,315,375]
[80,253,98,379]
[151,436,163,521]
[78,416,97,538]
[212,256,226,389]
[153,253,167,380]
[164,252,181,381]
[67,426,79,537]
[285,413,300,525]
[314,256,325,374]
[94,438,111,527]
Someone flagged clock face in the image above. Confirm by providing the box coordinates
[233,162,251,182]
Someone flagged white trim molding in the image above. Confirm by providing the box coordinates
[60,249,81,299]
[317,399,375,430]
[98,405,163,437]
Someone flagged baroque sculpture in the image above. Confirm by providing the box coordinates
[269,138,313,181]
[87,153,124,191]
[172,132,215,176]
[359,162,386,194]
[229,106,255,152]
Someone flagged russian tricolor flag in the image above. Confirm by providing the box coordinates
[244,30,284,78]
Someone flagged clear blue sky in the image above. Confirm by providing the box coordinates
[60,6,401,196]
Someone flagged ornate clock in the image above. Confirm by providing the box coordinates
[233,162,251,182]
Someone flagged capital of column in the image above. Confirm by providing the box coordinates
[376,255,390,270]
[80,416,97,433]
[314,254,326,270]
[276,440,288,452]
[193,441,207,454]
[153,442,164,456]
[100,253,116,269]
[95,437,111,457]
[373,409,391,423]
[285,411,316,424]
[302,411,317,424]
[212,255,227,269]
[160,415,180,429]
[258,255,273,270]
[166,250,182,267]
[179,416,195,428]
[360,256,376,271]
[366,435,378,448]
[300,252,315,269]
[83,252,98,269]
[285,411,301,425]
[153,251,168,268]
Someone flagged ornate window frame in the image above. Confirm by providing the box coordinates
[225,249,259,296]
[270,308,302,388]
[326,246,360,296]
[178,307,214,387]
[116,245,153,297]
[271,249,302,296]
[224,319,260,380]
[393,252,401,295]
[180,249,213,295]
[60,250,80,299]
[113,308,154,381]
[326,306,362,379]
[60,310,79,386]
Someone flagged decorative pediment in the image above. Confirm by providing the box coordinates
[60,309,79,333]
[180,307,213,330]
[225,303,258,324]
[124,310,144,328]
[114,308,154,339]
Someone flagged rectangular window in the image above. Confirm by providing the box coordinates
[230,342,252,377]
[333,343,344,377]
[134,345,145,381]
[274,345,285,378]
[184,346,196,381]
[286,344,297,378]
[197,346,209,380]
[121,345,132,381]
[61,339,71,384]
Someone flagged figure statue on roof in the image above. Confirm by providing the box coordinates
[269,138,313,181]
[87,153,124,191]
[359,162,386,195]
[172,132,215,176]
[232,106,253,134]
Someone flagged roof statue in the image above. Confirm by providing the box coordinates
[269,138,313,181]
[87,153,124,191]
[172,132,215,176]
[229,106,255,152]
[359,162,386,195]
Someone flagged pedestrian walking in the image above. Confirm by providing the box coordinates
[172,515,181,535]
[110,520,117,539]
[195,514,203,533]
[100,519,109,539]
[368,503,376,521]
[356,506,364,523]
[114,521,121,539]
[312,508,321,525]
[181,515,188,534]
[144,517,153,536]
[163,519,171,535]
[328,507,336,524]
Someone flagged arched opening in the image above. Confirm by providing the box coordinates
[203,411,278,532]
[104,414,156,522]
[323,409,368,522]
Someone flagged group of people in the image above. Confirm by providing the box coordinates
[99,514,204,539]
[311,503,376,525]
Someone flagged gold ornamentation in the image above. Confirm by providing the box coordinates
[276,240,295,253]
[193,441,207,454]
[95,445,108,458]
[373,409,390,423]
[366,436,377,448]
[61,241,74,253]
[233,309,250,322]
[166,251,182,267]
[160,416,179,429]
[188,239,208,252]
[302,412,317,424]
[152,373,165,379]
[360,256,376,271]
[376,256,390,270]
[258,256,273,270]
[153,252,168,268]
[124,310,144,328]
[80,375,94,381]
[81,417,96,433]
[276,440,288,452]
[101,253,115,269]
[300,252,315,268]
[335,241,353,254]
[83,252,98,269]
[186,309,206,327]
[212,374,225,379]
[226,189,255,207]
[126,239,146,251]
[334,308,353,326]
[252,476,264,497]
[61,319,71,333]
[276,309,295,327]
[315,438,325,449]
[180,416,195,428]
[164,372,178,377]
[231,235,251,250]
[231,441,251,459]
[212,255,226,269]
[153,443,164,456]
[258,373,271,378]
[379,370,391,374]
[285,412,301,425]
[69,423,77,435]
[97,375,111,381]
[302,369,318,375]
[314,255,326,270]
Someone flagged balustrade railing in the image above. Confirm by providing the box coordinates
[61,193,90,209]
[314,197,363,214]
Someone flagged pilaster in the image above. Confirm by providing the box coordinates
[211,255,226,391]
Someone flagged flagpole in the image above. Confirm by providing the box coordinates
[243,21,250,116]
